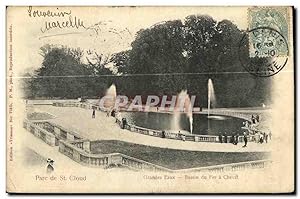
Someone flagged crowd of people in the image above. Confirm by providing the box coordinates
[218,131,271,147]
[217,114,272,147]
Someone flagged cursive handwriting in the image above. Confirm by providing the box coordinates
[40,16,86,33]
[28,6,72,18]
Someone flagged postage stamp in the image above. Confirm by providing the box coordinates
[248,7,289,41]
[239,7,290,77]
[248,7,289,58]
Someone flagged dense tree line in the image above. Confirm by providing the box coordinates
[25,44,114,99]
[24,15,272,107]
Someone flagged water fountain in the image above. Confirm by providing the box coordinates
[120,81,244,136]
[101,84,117,110]
[184,93,194,134]
[172,90,194,134]
[171,110,181,131]
[207,79,216,117]
[171,93,182,131]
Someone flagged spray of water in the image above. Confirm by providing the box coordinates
[171,103,181,131]
[184,93,194,134]
[106,84,117,98]
[172,90,193,133]
[101,84,117,109]
[208,79,216,116]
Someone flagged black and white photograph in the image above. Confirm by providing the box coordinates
[5,6,294,194]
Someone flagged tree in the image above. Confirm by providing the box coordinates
[86,50,112,75]
[25,45,115,99]
[112,15,271,107]
[29,46,90,98]
[84,50,114,97]
[26,15,272,107]
[118,20,188,97]
[110,50,131,75]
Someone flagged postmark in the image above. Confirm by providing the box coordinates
[238,27,289,77]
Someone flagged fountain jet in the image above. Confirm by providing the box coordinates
[208,78,216,116]
[102,84,117,110]
[172,90,194,134]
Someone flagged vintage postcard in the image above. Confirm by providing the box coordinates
[6,6,294,193]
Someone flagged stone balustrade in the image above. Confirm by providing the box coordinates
[23,116,270,173]
[115,116,255,143]
[23,101,270,172]
[23,119,56,146]
[120,154,171,172]
[175,159,271,173]
[52,101,257,144]
[58,140,110,167]
[58,139,172,171]
[202,109,254,121]
[59,139,271,173]
[24,119,87,148]
[26,101,260,146]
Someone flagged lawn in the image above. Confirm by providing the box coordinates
[90,140,270,170]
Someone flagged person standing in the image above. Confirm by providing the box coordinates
[235,133,239,145]
[46,158,54,173]
[224,132,227,143]
[182,134,186,141]
[256,115,260,123]
[111,109,116,117]
[230,135,235,144]
[243,132,248,147]
[121,118,127,129]
[219,134,223,143]
[92,108,96,118]
[178,131,185,141]
[232,133,237,145]
[251,115,255,124]
[259,133,264,144]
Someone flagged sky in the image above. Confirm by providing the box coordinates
[7,6,249,75]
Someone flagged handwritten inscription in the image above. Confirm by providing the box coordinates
[28,6,86,33]
[28,6,71,18]
[40,16,85,33]
[27,6,133,41]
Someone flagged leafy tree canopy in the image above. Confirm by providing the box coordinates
[25,14,271,107]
